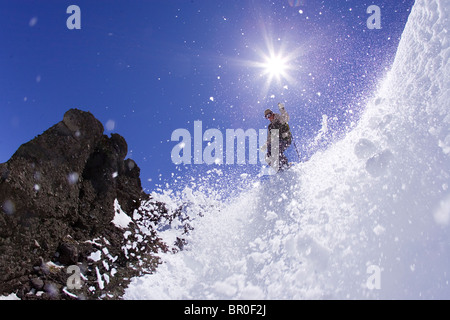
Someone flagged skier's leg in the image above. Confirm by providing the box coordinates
[278,140,289,170]
[277,144,283,170]
[279,154,288,170]
[265,142,272,166]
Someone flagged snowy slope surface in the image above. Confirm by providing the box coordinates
[125,0,449,299]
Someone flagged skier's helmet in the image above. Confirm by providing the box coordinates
[264,109,273,118]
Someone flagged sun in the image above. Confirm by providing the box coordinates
[262,54,289,79]
[234,33,303,99]
[252,46,297,97]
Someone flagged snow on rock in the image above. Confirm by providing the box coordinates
[0,293,20,300]
[88,250,102,262]
[112,199,133,229]
[125,0,449,300]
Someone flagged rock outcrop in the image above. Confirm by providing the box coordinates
[0,109,173,299]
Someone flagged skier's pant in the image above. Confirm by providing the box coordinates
[267,139,290,170]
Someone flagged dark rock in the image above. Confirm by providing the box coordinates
[30,277,44,290]
[0,109,171,299]
[57,241,79,265]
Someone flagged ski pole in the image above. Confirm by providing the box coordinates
[293,139,301,161]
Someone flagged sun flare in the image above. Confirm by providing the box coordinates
[240,35,303,98]
[253,47,296,97]
[263,54,288,79]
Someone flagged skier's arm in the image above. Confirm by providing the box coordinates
[278,103,289,123]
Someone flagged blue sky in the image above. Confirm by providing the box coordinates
[0,0,414,193]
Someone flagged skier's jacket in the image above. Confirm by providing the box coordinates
[267,107,292,146]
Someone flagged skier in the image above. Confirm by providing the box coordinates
[261,103,292,172]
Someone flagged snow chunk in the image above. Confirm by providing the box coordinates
[354,138,377,160]
[434,194,450,226]
[240,284,264,299]
[213,280,237,297]
[265,210,278,221]
[373,224,386,235]
[438,135,450,154]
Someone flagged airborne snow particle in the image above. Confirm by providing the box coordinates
[209,97,214,102]
[43,283,58,298]
[2,200,15,215]
[67,172,79,185]
[127,161,135,171]
[29,17,38,27]
[105,119,115,131]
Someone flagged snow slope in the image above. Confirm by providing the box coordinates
[125,0,449,299]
